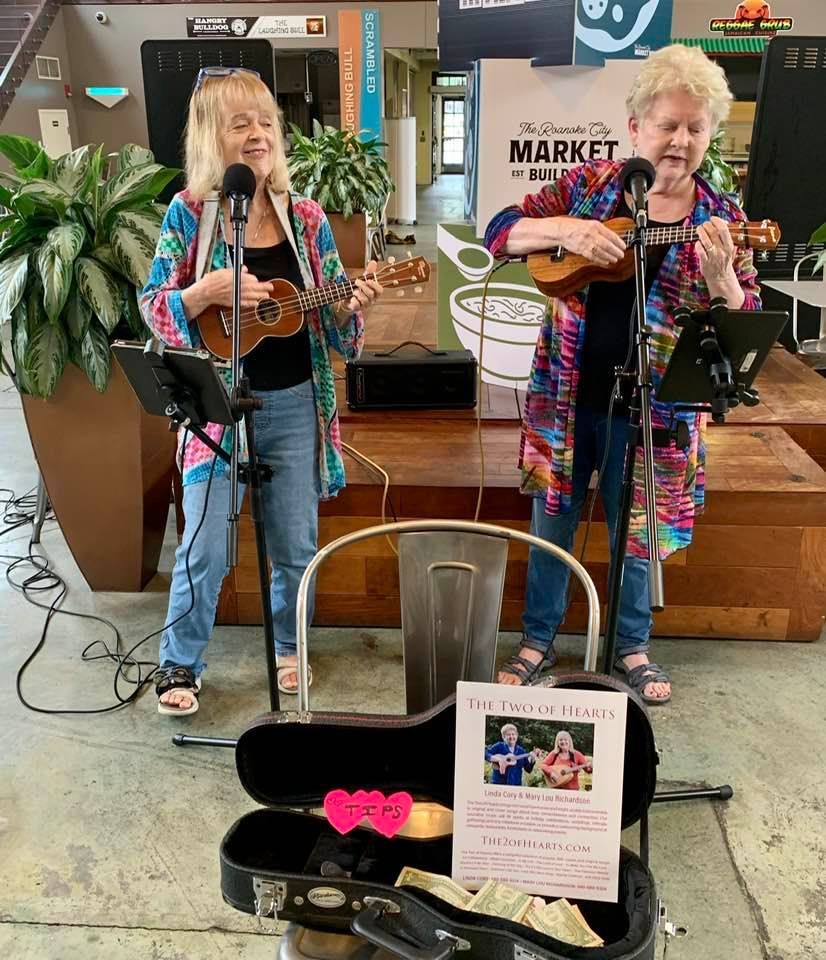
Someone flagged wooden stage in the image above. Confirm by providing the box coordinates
[215,269,826,642]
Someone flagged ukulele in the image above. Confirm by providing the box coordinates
[542,760,592,789]
[196,256,431,361]
[491,749,549,776]
[526,217,781,299]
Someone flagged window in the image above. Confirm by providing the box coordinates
[433,72,467,88]
[36,56,61,81]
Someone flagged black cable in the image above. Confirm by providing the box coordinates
[7,430,222,714]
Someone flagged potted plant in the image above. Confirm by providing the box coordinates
[0,134,180,591]
[286,120,393,267]
[699,129,739,197]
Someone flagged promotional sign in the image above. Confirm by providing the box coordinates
[574,0,674,65]
[186,16,327,39]
[472,58,639,236]
[452,682,627,902]
[338,9,382,141]
[709,3,793,37]
[437,223,541,389]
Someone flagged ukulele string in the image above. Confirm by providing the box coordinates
[224,264,410,325]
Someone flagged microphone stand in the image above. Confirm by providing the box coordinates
[173,190,281,748]
[601,204,665,675]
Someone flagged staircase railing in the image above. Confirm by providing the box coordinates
[0,1,62,127]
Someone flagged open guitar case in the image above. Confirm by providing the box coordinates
[220,673,662,960]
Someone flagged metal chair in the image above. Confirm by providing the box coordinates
[277,519,601,958]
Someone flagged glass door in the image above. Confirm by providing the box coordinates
[440,97,465,174]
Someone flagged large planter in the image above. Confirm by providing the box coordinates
[327,211,368,269]
[21,359,177,591]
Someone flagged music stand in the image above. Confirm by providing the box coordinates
[657,307,789,419]
[112,339,281,739]
[635,304,788,809]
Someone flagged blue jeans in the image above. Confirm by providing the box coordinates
[523,406,652,659]
[159,381,320,676]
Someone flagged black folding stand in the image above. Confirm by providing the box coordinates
[598,272,788,806]
[112,339,281,746]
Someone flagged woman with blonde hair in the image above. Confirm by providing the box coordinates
[140,67,382,714]
[485,45,760,703]
[540,731,592,791]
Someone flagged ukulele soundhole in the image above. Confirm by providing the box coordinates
[256,298,282,327]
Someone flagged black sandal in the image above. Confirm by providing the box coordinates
[498,637,557,685]
[155,665,202,716]
[614,659,671,705]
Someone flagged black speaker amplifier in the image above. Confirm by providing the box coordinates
[345,347,477,410]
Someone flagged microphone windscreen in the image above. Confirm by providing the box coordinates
[620,157,656,192]
[222,163,256,200]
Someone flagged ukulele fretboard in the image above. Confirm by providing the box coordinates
[296,274,377,311]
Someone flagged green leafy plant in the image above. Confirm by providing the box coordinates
[809,223,826,276]
[0,134,178,398]
[286,120,393,219]
[699,129,739,196]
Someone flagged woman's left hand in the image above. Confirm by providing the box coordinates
[340,259,383,314]
[695,216,736,284]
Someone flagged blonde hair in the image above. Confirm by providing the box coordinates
[500,723,518,738]
[553,730,574,752]
[626,44,733,131]
[184,71,290,200]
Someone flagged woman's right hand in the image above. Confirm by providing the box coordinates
[558,217,626,267]
[201,267,274,308]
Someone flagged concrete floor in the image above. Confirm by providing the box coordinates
[2,175,825,959]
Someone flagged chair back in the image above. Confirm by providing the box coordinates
[398,529,508,713]
[294,520,601,711]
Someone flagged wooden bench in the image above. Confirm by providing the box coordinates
[216,421,826,642]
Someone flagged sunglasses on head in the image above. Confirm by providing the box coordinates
[193,66,261,93]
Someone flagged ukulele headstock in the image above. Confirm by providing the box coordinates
[731,219,782,250]
[373,255,431,292]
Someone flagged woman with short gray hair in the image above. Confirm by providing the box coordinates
[485,45,760,704]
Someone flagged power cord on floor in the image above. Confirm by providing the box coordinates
[5,431,221,715]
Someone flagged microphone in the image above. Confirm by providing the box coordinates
[620,157,656,229]
[222,163,256,223]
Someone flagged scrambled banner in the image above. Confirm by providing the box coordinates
[338,9,382,140]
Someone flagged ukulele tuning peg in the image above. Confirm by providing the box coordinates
[414,286,423,294]
[387,256,396,265]
[396,289,405,297]
[406,250,413,259]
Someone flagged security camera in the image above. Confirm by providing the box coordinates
[94,11,108,24]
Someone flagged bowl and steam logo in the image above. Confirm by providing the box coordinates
[438,226,547,389]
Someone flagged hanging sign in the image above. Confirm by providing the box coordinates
[709,3,793,37]
[338,9,382,140]
[574,0,674,66]
[186,16,327,39]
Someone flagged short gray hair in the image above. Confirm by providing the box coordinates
[626,44,733,131]
[500,723,518,737]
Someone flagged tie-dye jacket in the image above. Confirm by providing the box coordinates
[484,160,761,559]
[139,189,363,497]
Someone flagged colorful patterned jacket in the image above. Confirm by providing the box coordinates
[484,160,761,559]
[139,188,363,497]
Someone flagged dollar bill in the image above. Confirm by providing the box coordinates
[467,879,534,922]
[570,904,604,946]
[394,867,473,909]
[525,898,604,947]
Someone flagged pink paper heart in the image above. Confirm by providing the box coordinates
[363,790,414,838]
[322,789,414,838]
[323,789,370,835]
